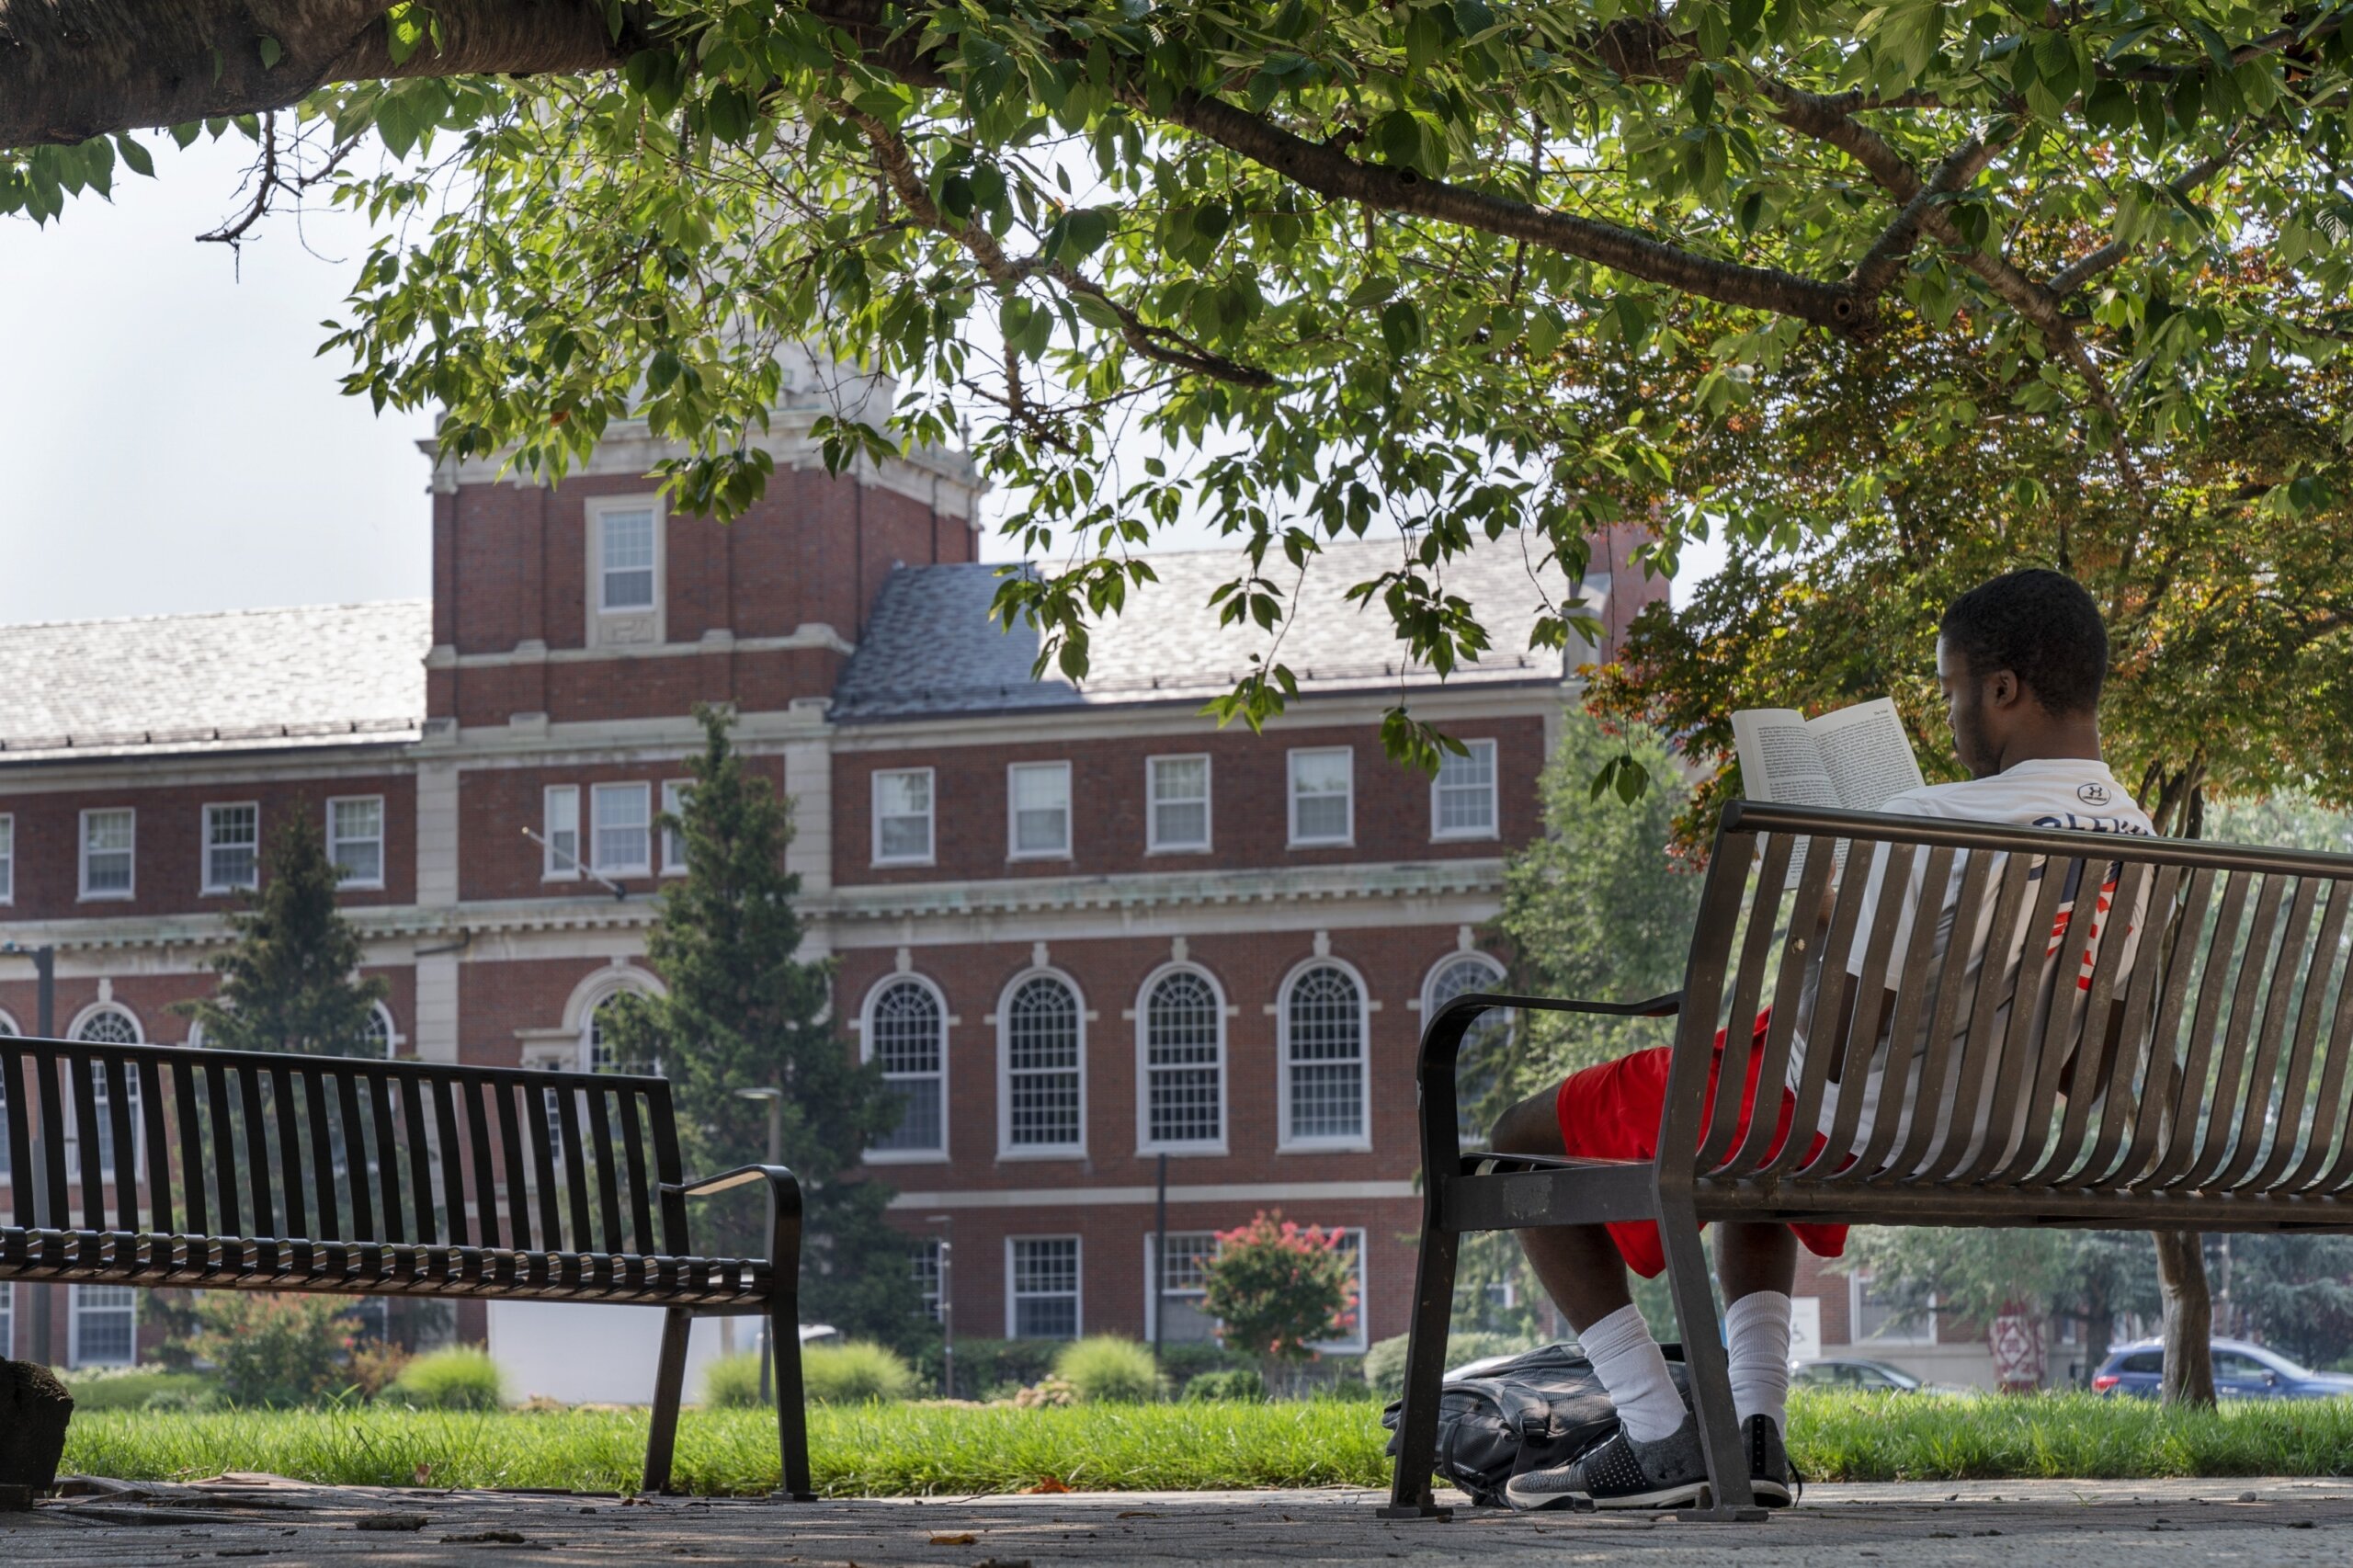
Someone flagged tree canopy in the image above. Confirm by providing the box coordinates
[12,0,2353,756]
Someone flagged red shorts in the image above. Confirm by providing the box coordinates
[1552,1011,1848,1278]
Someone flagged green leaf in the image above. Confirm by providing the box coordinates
[385,2,430,66]
[114,134,154,178]
[1405,9,1447,72]
[257,34,283,70]
[1381,298,1425,356]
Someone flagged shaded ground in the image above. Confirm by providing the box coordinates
[6,1474,2353,1566]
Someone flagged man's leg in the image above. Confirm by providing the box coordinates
[1717,1221,1798,1437]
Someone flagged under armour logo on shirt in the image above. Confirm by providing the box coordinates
[2077,781,2112,806]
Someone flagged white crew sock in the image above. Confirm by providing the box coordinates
[1577,1302,1687,1444]
[1724,1290,1794,1435]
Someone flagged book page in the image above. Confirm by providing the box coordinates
[1730,708,1842,810]
[1806,697,1926,811]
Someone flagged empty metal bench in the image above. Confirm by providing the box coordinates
[0,1036,810,1497]
[1387,800,2353,1519]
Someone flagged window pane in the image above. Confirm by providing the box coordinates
[1010,765,1070,855]
[1146,971,1222,1145]
[1006,976,1081,1147]
[206,804,258,890]
[1151,1232,1221,1344]
[1427,957,1509,1141]
[545,788,580,877]
[1149,757,1209,848]
[84,810,133,893]
[593,785,651,871]
[912,1239,944,1321]
[870,981,945,1153]
[1290,752,1351,842]
[877,771,931,816]
[1287,966,1364,1140]
[0,814,13,901]
[73,1284,137,1367]
[1012,1237,1080,1339]
[661,780,690,871]
[601,510,657,609]
[876,771,934,861]
[1436,741,1497,834]
[331,798,385,883]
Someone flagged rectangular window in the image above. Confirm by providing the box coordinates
[1008,1236,1081,1340]
[661,779,692,875]
[80,808,135,899]
[591,782,652,875]
[70,1283,136,1368]
[1432,739,1499,839]
[1006,762,1072,858]
[328,796,386,887]
[1310,1230,1369,1353]
[598,506,658,611]
[0,813,12,903]
[543,786,581,880]
[1144,1232,1222,1344]
[1288,748,1355,846]
[202,802,260,892]
[1850,1273,1935,1345]
[913,1238,944,1323]
[1146,756,1211,852]
[873,769,936,866]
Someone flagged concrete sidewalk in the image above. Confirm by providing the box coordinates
[6,1475,2353,1566]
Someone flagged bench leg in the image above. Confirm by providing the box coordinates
[768,1294,815,1501]
[642,1306,693,1496]
[1657,1206,1765,1522]
[1380,1212,1459,1521]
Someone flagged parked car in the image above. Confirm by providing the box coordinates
[1793,1358,1935,1393]
[2091,1338,2353,1400]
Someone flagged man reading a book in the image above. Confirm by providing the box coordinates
[1489,568,2154,1512]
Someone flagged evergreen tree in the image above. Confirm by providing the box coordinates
[173,813,386,1055]
[601,703,922,1344]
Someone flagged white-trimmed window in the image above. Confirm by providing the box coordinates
[1146,755,1211,852]
[542,786,581,880]
[328,796,386,888]
[1007,1235,1081,1339]
[913,1238,945,1322]
[1309,1229,1369,1353]
[362,1002,399,1060]
[202,802,260,893]
[1007,762,1073,859]
[1432,739,1499,839]
[1424,953,1509,1143]
[660,779,692,875]
[1144,1231,1221,1343]
[1279,961,1370,1149]
[865,976,947,1159]
[1288,748,1355,846]
[1850,1272,1936,1345]
[1139,967,1225,1152]
[70,1283,136,1368]
[80,808,135,899]
[873,768,936,866]
[0,812,13,903]
[592,782,652,876]
[999,972,1084,1155]
[594,501,659,611]
[71,1006,144,1181]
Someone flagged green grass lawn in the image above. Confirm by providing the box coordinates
[54,1392,2353,1497]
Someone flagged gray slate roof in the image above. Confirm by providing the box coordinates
[832,531,1600,722]
[0,600,430,762]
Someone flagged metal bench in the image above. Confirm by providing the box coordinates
[0,1036,811,1498]
[1386,800,2353,1520]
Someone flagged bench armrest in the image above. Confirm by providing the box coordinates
[665,1163,801,1200]
[1527,992,1683,1019]
[1417,991,1682,1165]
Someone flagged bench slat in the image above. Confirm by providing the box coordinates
[618,1087,657,1257]
[400,1074,437,1244]
[1947,846,2075,1187]
[138,1055,172,1235]
[2285,920,2353,1195]
[2057,860,2178,1190]
[585,1084,626,1256]
[2178,872,2290,1191]
[1804,842,1923,1180]
[466,1077,503,1252]
[1696,832,1793,1170]
[1722,835,1836,1178]
[1914,848,2036,1184]
[555,1080,594,1254]
[2220,877,2330,1191]
[2245,878,2351,1194]
[2002,856,2148,1187]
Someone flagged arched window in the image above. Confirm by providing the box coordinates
[1423,953,1509,1143]
[72,1005,143,1180]
[1139,968,1224,1152]
[579,987,659,1075]
[362,1003,398,1061]
[1280,962,1368,1148]
[866,977,947,1157]
[1000,972,1084,1154]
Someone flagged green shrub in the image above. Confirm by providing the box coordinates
[1156,1341,1244,1386]
[801,1341,917,1403]
[1183,1369,1267,1402]
[914,1337,1057,1398]
[182,1293,356,1407]
[62,1369,218,1413]
[703,1352,767,1409]
[389,1347,506,1411]
[1051,1336,1165,1403]
[1363,1331,1540,1400]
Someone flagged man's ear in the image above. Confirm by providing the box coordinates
[1984,668,2022,712]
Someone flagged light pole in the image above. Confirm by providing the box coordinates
[4,941,53,1363]
[926,1214,955,1399]
[736,1086,786,1404]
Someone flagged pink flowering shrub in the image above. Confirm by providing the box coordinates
[1198,1210,1358,1368]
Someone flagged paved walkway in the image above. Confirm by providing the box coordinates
[7,1475,2353,1566]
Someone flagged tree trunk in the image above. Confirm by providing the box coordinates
[0,1358,74,1501]
[2084,1305,2115,1391]
[2154,1231,2216,1409]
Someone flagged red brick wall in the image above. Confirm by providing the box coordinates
[834,717,1542,886]
[455,756,787,903]
[456,956,631,1069]
[0,964,417,1049]
[0,770,416,922]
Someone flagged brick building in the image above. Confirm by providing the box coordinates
[0,408,1680,1379]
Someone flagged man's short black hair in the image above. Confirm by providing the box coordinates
[1939,569,2109,715]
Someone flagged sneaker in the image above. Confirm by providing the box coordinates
[1745,1415,1800,1508]
[1505,1419,1708,1511]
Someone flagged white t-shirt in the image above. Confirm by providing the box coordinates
[1800,757,2154,1163]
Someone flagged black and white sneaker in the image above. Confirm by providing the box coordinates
[1505,1419,1708,1511]
[1745,1415,1799,1507]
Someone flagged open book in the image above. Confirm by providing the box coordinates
[1731,696,1926,817]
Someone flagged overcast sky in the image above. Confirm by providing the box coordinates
[0,134,1712,630]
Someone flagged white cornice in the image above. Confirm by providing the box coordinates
[822,858,1506,925]
[430,624,854,672]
